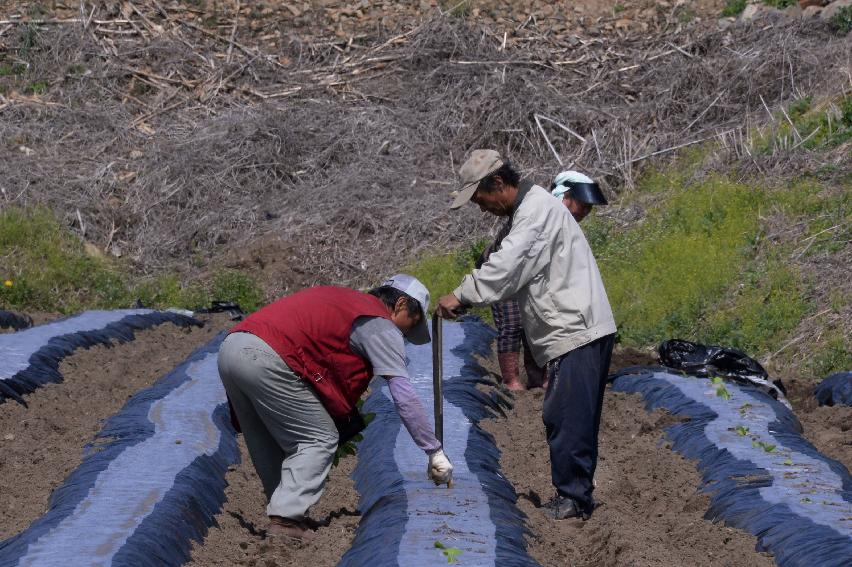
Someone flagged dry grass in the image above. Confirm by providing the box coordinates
[0,3,849,288]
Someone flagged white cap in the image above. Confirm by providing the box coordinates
[380,274,431,345]
[551,170,594,199]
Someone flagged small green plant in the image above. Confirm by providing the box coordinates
[21,24,39,57]
[212,270,264,312]
[24,81,48,95]
[735,425,749,436]
[739,403,753,415]
[783,458,794,466]
[711,377,731,399]
[613,4,626,14]
[434,541,462,564]
[721,0,747,16]
[832,6,852,33]
[752,440,777,452]
[443,0,472,18]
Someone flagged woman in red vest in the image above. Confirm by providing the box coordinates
[219,274,452,541]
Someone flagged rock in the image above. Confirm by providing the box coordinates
[803,5,824,16]
[3,433,14,441]
[784,4,804,18]
[740,4,761,21]
[821,0,852,20]
[718,16,736,30]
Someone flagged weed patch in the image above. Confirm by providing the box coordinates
[831,5,852,33]
[704,258,807,354]
[0,207,263,313]
[756,95,852,152]
[403,239,490,319]
[595,175,764,346]
[722,0,747,16]
[808,332,852,378]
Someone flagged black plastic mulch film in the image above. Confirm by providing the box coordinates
[610,365,852,567]
[814,371,852,407]
[0,332,239,567]
[0,309,201,405]
[339,318,539,567]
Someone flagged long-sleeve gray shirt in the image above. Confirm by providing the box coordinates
[350,316,441,453]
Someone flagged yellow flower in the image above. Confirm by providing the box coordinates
[3,280,12,287]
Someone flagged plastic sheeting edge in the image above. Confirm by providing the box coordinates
[611,367,852,567]
[0,310,201,405]
[0,332,239,567]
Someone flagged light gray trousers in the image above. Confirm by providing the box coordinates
[218,332,339,520]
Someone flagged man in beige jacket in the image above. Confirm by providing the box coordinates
[437,149,616,520]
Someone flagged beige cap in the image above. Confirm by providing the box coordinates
[450,149,504,209]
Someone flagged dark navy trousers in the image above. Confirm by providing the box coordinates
[542,334,615,514]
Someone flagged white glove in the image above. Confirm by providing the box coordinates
[427,449,453,486]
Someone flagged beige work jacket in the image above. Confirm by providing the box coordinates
[454,184,617,365]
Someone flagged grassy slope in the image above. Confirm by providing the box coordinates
[2,97,848,378]
[0,207,264,313]
[405,95,851,378]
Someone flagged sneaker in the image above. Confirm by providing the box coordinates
[543,495,591,520]
[267,516,316,542]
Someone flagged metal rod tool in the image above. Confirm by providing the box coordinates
[431,311,443,446]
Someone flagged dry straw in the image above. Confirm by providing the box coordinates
[0,4,848,286]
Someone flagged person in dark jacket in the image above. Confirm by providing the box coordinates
[219,274,452,541]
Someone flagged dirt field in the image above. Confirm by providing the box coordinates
[1,1,849,565]
[0,314,231,539]
[482,386,776,567]
[4,327,818,567]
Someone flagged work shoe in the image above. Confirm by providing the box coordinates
[267,516,316,542]
[543,495,591,521]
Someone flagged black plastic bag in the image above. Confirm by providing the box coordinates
[814,371,852,407]
[659,339,788,403]
[0,309,33,331]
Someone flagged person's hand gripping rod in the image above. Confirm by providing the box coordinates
[428,311,453,488]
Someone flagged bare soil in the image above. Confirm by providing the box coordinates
[186,440,360,567]
[0,313,230,539]
[480,348,777,567]
[1,319,844,567]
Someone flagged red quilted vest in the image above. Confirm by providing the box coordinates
[230,286,392,417]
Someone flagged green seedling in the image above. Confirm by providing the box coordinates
[434,541,462,564]
[716,385,731,400]
[738,403,753,415]
[783,459,794,466]
[751,440,776,452]
[734,425,749,436]
[711,377,724,385]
